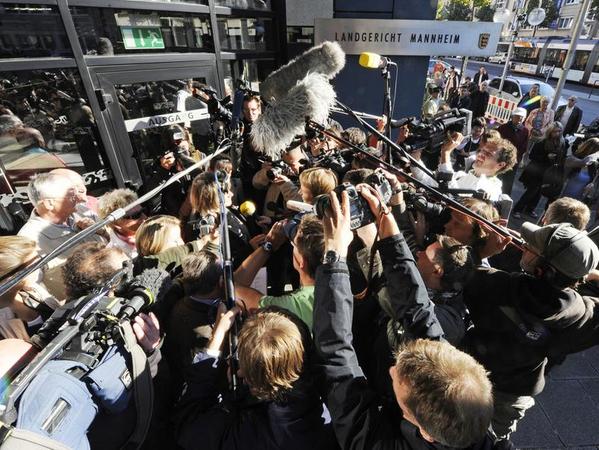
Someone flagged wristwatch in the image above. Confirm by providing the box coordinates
[323,250,344,265]
[261,241,274,253]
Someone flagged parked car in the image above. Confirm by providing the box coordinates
[487,76,567,108]
[488,53,507,64]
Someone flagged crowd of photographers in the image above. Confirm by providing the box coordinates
[2,83,599,450]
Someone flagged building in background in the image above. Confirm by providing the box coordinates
[0,0,285,213]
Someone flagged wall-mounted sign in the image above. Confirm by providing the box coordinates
[121,27,165,50]
[314,18,502,57]
[115,13,160,27]
[124,108,210,132]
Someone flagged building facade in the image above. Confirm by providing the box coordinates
[0,0,285,216]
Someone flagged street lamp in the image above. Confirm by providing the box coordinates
[493,4,544,93]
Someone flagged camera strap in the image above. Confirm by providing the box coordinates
[119,321,153,450]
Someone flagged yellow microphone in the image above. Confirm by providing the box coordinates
[359,52,395,70]
[239,200,257,218]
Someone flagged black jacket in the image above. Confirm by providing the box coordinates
[463,268,599,396]
[377,234,466,346]
[555,104,582,135]
[314,260,508,450]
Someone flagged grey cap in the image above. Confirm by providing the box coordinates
[521,222,599,280]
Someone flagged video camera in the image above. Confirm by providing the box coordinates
[314,170,392,230]
[401,109,470,165]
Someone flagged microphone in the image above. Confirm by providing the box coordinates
[390,117,414,128]
[239,200,258,218]
[286,200,315,214]
[117,268,172,321]
[359,52,396,70]
[259,41,346,102]
[251,73,336,159]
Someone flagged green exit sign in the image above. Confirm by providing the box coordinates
[121,27,165,50]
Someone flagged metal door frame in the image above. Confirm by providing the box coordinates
[88,57,218,188]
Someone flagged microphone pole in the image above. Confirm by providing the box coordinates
[214,172,239,394]
[306,119,523,247]
[382,60,393,165]
[0,142,232,298]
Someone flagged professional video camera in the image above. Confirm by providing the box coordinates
[401,109,470,167]
[0,267,170,442]
[314,170,392,229]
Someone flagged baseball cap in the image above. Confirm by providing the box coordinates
[520,222,599,280]
[512,107,527,118]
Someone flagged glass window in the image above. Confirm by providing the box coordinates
[512,47,540,64]
[217,18,273,51]
[115,78,212,184]
[287,26,314,44]
[214,0,271,10]
[544,48,566,67]
[129,0,207,3]
[70,8,213,55]
[0,69,114,200]
[223,59,275,94]
[572,50,590,71]
[0,4,72,58]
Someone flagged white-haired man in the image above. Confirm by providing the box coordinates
[18,171,104,297]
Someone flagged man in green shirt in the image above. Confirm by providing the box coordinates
[239,215,324,331]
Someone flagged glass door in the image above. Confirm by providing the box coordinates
[90,60,218,190]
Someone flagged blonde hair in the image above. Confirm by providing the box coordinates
[238,308,305,401]
[394,339,493,448]
[299,167,338,200]
[0,236,37,279]
[98,188,138,219]
[189,172,220,216]
[135,215,181,256]
[575,137,599,159]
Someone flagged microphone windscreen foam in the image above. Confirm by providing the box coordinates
[251,73,336,159]
[259,41,345,102]
[239,201,256,216]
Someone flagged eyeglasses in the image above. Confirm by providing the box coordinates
[125,208,145,220]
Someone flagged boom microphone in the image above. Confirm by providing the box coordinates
[251,73,336,159]
[359,52,396,70]
[259,41,346,102]
[117,268,172,320]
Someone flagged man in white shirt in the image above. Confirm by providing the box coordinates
[18,171,104,298]
[555,96,582,136]
[411,130,517,201]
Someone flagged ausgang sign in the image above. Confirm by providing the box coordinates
[314,18,501,57]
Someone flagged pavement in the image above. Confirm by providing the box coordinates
[494,168,599,449]
[444,58,599,127]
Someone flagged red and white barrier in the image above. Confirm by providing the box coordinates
[485,95,517,124]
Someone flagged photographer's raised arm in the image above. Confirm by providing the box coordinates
[438,131,464,171]
[360,188,445,341]
[313,191,388,450]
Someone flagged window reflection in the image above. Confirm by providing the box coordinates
[223,59,275,95]
[0,70,113,198]
[214,0,271,9]
[218,18,273,51]
[71,8,213,55]
[0,4,72,58]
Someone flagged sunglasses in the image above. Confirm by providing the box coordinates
[125,209,145,220]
